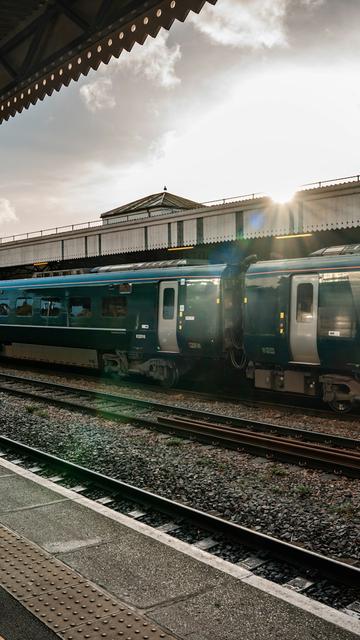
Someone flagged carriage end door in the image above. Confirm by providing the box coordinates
[290,275,320,364]
[158,281,179,352]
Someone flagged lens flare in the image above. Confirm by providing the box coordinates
[269,186,296,204]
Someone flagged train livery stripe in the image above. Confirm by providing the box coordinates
[0,325,127,332]
[247,265,360,277]
[0,274,214,290]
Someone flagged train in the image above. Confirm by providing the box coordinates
[0,246,359,411]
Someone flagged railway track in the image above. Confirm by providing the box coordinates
[1,360,359,422]
[0,372,359,476]
[0,435,359,615]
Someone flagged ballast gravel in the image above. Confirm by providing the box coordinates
[0,363,359,439]
[0,390,358,565]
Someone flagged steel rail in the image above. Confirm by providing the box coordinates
[0,362,350,421]
[157,416,360,477]
[0,373,359,475]
[0,433,358,588]
[0,371,357,449]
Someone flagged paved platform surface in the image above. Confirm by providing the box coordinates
[0,458,359,640]
[0,587,58,640]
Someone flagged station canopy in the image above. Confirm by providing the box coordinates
[0,0,216,124]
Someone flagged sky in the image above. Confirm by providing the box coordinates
[1,0,360,237]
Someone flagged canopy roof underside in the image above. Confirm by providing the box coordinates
[0,0,216,124]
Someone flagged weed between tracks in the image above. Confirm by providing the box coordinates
[165,437,184,447]
[25,404,49,418]
[270,464,288,477]
[329,501,356,518]
[294,484,312,498]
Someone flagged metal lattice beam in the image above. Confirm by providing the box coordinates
[0,0,217,124]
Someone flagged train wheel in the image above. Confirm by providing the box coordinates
[328,400,352,413]
[160,363,179,388]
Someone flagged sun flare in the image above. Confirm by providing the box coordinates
[269,186,297,204]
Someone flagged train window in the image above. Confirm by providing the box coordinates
[40,298,62,317]
[16,297,33,317]
[186,279,219,310]
[185,279,220,339]
[245,278,279,336]
[296,283,313,323]
[102,296,127,317]
[163,288,175,320]
[69,297,92,318]
[0,300,9,316]
[119,283,132,294]
[186,280,219,309]
[319,274,356,338]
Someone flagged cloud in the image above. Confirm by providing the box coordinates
[89,62,358,209]
[190,0,289,49]
[149,130,177,161]
[190,0,326,49]
[118,30,181,88]
[301,0,325,5]
[0,199,17,225]
[80,31,181,112]
[80,76,116,113]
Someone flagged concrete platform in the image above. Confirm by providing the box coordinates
[0,457,359,640]
[0,587,58,640]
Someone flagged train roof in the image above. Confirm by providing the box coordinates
[0,263,228,291]
[247,252,360,277]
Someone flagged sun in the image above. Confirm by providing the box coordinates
[269,186,297,204]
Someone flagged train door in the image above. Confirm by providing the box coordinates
[158,281,179,352]
[290,274,320,364]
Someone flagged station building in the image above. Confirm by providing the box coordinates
[1,175,360,278]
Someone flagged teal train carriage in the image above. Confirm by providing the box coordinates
[0,261,243,386]
[1,248,360,410]
[244,247,360,411]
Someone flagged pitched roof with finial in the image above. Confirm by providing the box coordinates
[100,191,201,220]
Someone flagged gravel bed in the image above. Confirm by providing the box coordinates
[305,581,360,610]
[0,391,358,570]
[253,560,312,585]
[111,498,137,513]
[211,541,255,564]
[0,363,359,440]
[137,512,170,527]
[170,525,205,544]
[81,487,112,500]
